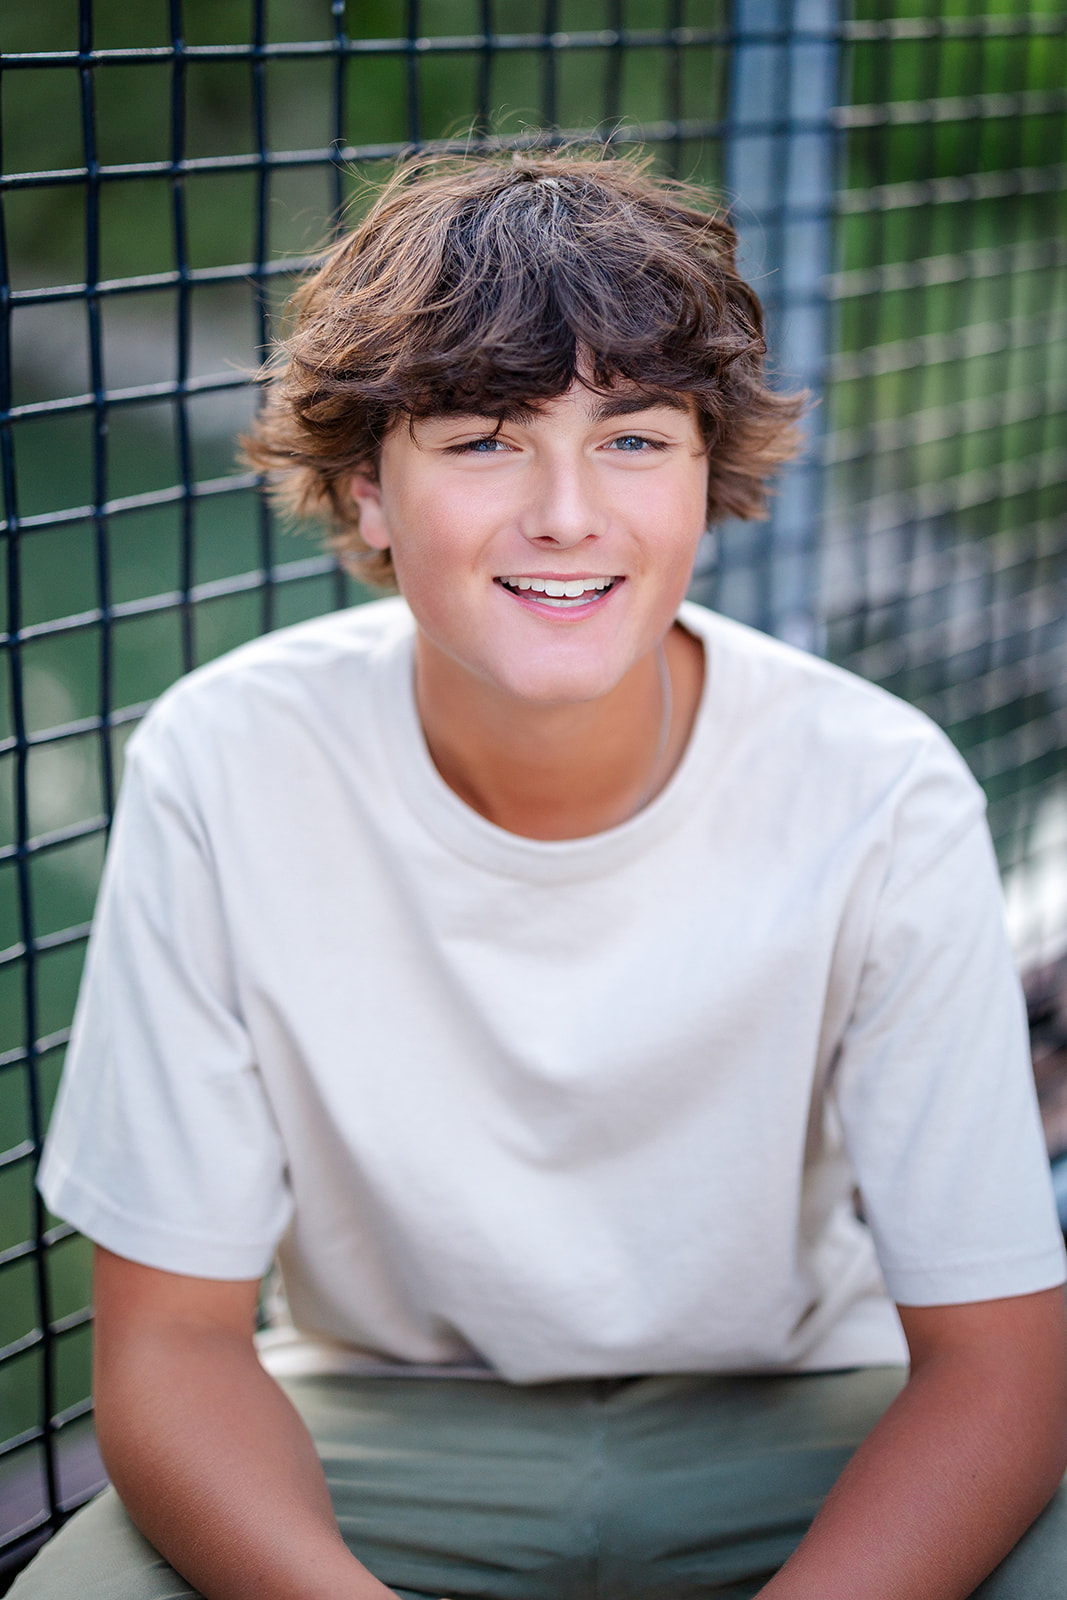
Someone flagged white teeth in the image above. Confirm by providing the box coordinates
[497,575,617,608]
[500,576,614,593]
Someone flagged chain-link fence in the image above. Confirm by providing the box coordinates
[821,3,1067,971]
[1,0,1064,1583]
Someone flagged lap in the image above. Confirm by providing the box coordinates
[286,1366,909,1599]
[10,1366,1061,1600]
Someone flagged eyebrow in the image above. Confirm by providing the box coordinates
[587,392,691,422]
[421,392,691,430]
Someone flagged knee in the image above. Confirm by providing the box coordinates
[7,1489,201,1600]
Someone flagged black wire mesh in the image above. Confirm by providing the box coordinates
[821,2,1067,972]
[0,0,1064,1581]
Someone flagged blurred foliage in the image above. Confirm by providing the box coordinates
[1,0,724,284]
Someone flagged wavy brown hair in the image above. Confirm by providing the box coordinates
[243,149,805,588]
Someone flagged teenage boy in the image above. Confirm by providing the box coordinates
[19,154,1067,1600]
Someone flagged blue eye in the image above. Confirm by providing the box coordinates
[610,434,665,452]
[451,436,507,454]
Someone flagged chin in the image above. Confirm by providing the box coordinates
[490,661,625,707]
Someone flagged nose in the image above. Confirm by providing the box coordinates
[519,451,607,549]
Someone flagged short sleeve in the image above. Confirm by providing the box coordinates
[833,737,1067,1306]
[38,714,293,1279]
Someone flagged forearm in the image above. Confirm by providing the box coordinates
[757,1296,1067,1600]
[94,1320,394,1600]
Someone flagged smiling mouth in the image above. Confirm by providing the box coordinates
[496,575,621,609]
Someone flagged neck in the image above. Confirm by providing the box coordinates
[414,624,704,840]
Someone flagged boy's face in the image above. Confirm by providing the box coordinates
[350,380,709,707]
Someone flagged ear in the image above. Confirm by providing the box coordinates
[349,470,390,551]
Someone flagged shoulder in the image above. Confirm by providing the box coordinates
[679,601,984,836]
[125,596,414,778]
[157,594,413,716]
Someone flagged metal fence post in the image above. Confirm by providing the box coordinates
[710,0,839,654]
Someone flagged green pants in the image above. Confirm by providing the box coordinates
[11,1367,1067,1599]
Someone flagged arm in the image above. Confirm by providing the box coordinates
[757,1287,1067,1599]
[92,1247,399,1600]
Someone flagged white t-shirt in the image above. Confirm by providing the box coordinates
[39,599,1066,1383]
